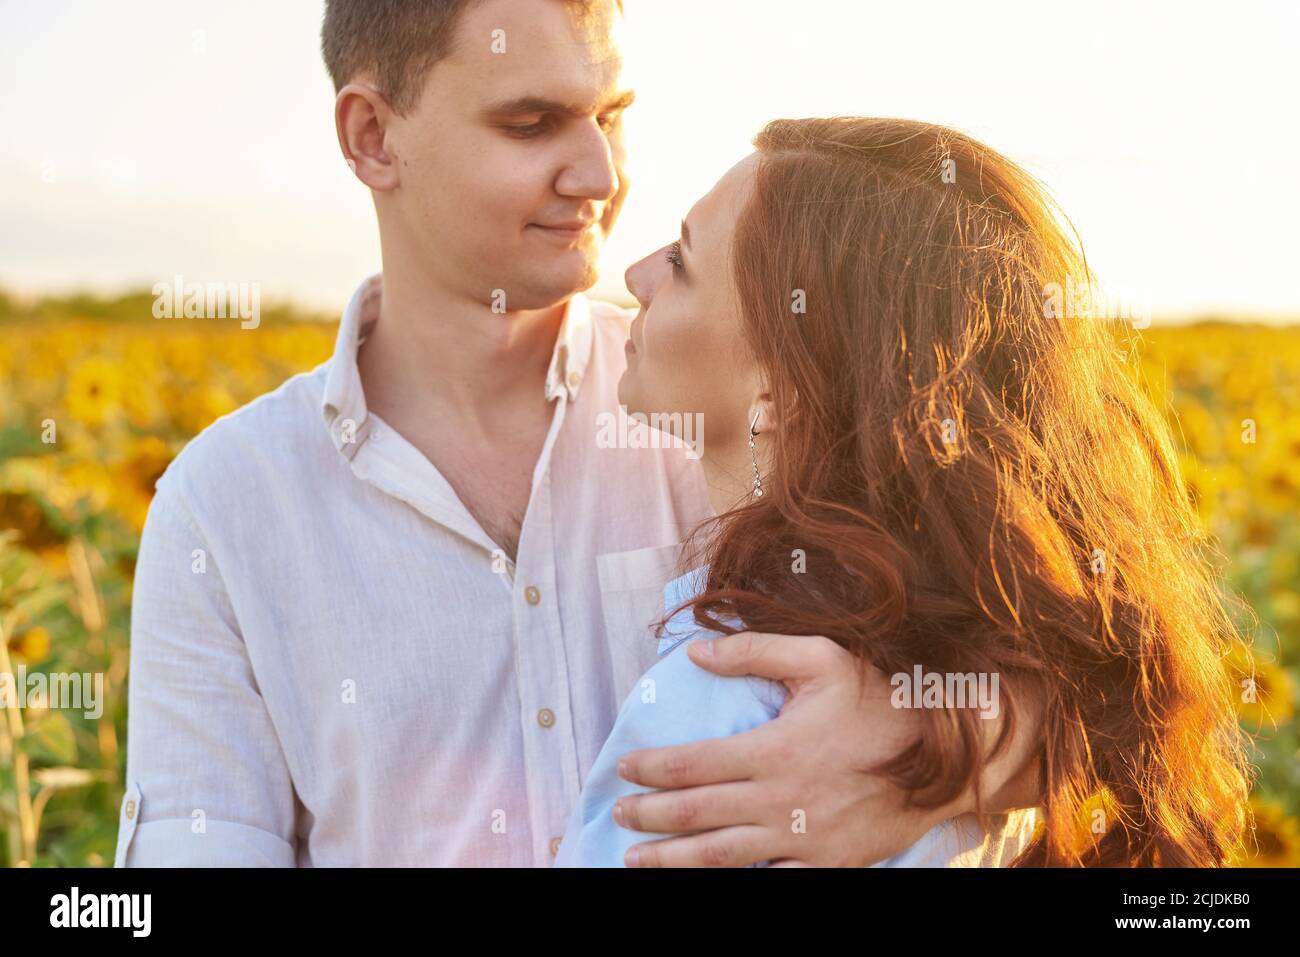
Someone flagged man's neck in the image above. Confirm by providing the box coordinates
[357,267,568,436]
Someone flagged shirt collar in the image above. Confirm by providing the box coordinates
[321,274,381,458]
[322,274,596,458]
[543,289,595,402]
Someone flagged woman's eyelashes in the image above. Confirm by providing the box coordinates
[666,240,684,273]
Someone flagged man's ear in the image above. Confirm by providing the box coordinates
[335,82,400,191]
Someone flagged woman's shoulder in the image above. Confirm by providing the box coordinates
[651,567,787,722]
[620,630,785,736]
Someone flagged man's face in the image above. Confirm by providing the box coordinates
[382,0,629,311]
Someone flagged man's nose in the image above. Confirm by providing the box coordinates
[555,119,619,202]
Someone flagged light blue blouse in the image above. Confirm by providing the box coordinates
[554,567,1041,867]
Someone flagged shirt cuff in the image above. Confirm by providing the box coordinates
[115,782,296,867]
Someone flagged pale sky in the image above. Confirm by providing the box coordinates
[1,0,1297,321]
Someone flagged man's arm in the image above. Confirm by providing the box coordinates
[610,632,1044,867]
[116,473,297,867]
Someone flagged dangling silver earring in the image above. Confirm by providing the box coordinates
[749,410,764,498]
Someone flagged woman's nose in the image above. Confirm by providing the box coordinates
[625,248,664,307]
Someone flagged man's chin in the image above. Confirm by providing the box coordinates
[506,257,599,311]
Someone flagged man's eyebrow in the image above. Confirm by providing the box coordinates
[483,89,636,117]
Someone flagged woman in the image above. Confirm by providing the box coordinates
[556,117,1250,867]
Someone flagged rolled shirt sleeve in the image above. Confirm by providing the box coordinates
[116,471,297,867]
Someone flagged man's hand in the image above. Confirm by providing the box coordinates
[611,631,1041,867]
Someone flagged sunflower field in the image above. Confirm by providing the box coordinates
[0,290,1297,867]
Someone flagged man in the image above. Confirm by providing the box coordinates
[117,0,1040,867]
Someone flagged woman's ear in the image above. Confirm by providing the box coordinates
[335,81,400,191]
[748,391,777,436]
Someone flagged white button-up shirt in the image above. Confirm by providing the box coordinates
[116,275,714,866]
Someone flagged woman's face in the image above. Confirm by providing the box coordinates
[618,153,763,457]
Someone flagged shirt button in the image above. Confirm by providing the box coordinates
[567,371,581,389]
[550,836,563,856]
[537,708,555,728]
[524,585,541,605]
[124,799,136,820]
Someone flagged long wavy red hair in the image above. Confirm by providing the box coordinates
[669,117,1250,866]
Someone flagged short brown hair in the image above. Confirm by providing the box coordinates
[321,0,477,115]
[321,0,622,116]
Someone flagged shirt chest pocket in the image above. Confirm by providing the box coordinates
[596,543,685,701]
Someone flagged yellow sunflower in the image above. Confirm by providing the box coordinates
[112,435,173,532]
[1232,798,1300,867]
[1227,640,1295,728]
[7,625,50,664]
[0,490,66,551]
[65,356,123,427]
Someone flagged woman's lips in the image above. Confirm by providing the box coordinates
[624,338,636,355]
